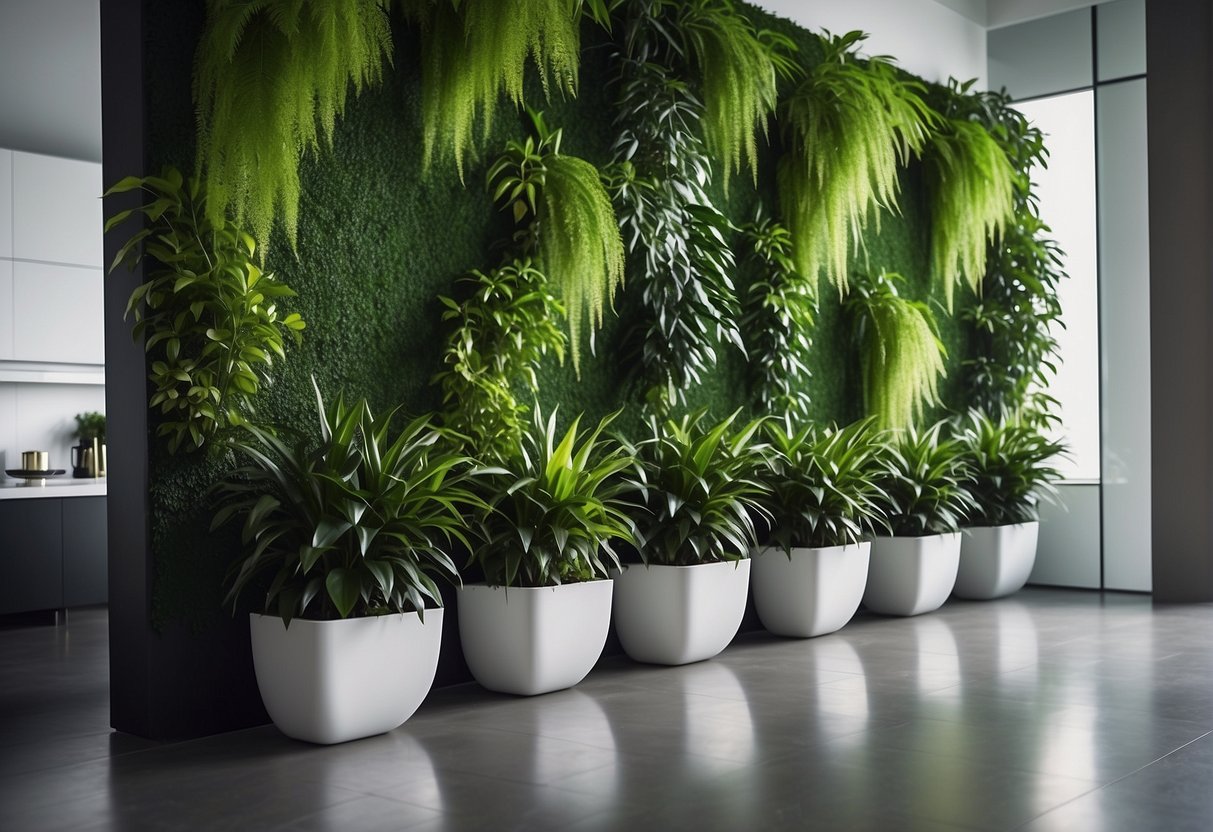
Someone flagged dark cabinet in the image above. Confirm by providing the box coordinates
[0,496,107,614]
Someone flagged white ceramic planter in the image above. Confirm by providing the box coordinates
[249,609,443,745]
[752,542,871,638]
[457,580,613,696]
[611,559,751,665]
[954,521,1040,600]
[863,533,961,616]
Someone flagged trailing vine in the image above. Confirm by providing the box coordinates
[740,210,816,422]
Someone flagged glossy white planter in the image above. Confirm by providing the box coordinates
[954,522,1040,600]
[249,609,443,745]
[457,580,613,696]
[612,560,751,665]
[752,542,871,638]
[863,533,961,616]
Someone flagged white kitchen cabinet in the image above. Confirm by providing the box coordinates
[0,149,11,258]
[12,151,103,268]
[0,258,12,359]
[12,261,103,364]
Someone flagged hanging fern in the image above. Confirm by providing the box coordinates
[740,210,816,421]
[487,111,625,372]
[925,114,1017,310]
[677,0,796,190]
[407,0,613,181]
[193,0,393,257]
[846,272,947,430]
[777,31,935,295]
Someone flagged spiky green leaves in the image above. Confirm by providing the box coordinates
[778,31,935,295]
[925,116,1017,310]
[846,273,946,430]
[677,0,797,190]
[954,410,1064,525]
[193,0,392,258]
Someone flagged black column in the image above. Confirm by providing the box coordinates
[1147,0,1213,602]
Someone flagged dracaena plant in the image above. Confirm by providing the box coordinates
[778,30,936,295]
[740,210,816,422]
[466,409,636,588]
[213,380,485,625]
[624,409,771,566]
[846,272,946,430]
[105,168,306,454]
[758,418,889,553]
[873,421,975,537]
[954,410,1064,526]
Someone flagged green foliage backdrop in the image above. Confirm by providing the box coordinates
[142,2,977,628]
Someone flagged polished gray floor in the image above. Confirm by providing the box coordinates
[1,589,1211,831]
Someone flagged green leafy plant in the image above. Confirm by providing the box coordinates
[758,418,888,552]
[213,380,485,625]
[924,104,1017,310]
[466,409,636,587]
[873,421,975,537]
[846,272,946,430]
[193,0,393,256]
[623,409,771,566]
[487,111,625,371]
[406,0,615,180]
[73,412,106,442]
[740,210,816,422]
[954,410,1064,526]
[777,31,936,294]
[106,168,306,454]
[608,1,746,413]
[433,258,565,463]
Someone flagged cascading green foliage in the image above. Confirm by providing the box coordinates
[954,410,1064,526]
[406,0,615,180]
[924,81,1017,311]
[846,272,947,430]
[105,168,306,454]
[433,259,566,463]
[740,210,816,422]
[958,86,1066,427]
[193,0,392,257]
[608,0,744,414]
[677,0,797,189]
[487,112,625,372]
[777,30,935,295]
[873,421,975,536]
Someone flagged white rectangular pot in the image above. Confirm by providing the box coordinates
[863,533,961,616]
[611,559,750,666]
[457,580,613,696]
[752,542,871,638]
[249,609,443,745]
[954,521,1040,600]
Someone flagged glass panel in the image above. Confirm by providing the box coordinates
[1096,0,1146,82]
[988,9,1093,100]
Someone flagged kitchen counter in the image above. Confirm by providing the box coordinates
[0,478,108,500]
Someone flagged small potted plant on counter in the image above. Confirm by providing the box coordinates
[72,412,106,478]
[613,410,770,666]
[865,421,975,617]
[213,380,483,744]
[952,410,1064,600]
[751,418,888,638]
[458,409,635,696]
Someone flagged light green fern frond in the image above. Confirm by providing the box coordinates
[777,31,935,296]
[926,116,1017,310]
[194,0,393,257]
[679,0,797,191]
[847,272,947,429]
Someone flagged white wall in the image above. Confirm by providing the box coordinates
[756,0,988,87]
[0,0,101,162]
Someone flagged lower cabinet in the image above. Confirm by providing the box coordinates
[0,496,107,614]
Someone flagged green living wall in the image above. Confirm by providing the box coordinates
[140,2,977,629]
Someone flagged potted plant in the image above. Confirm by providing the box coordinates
[613,409,770,666]
[751,418,888,638]
[865,421,975,616]
[952,411,1064,599]
[213,380,483,744]
[458,409,635,696]
[72,412,106,478]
